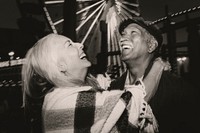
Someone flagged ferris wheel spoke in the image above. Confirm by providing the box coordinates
[76,0,104,15]
[53,18,64,26]
[115,1,140,16]
[43,6,58,33]
[77,0,96,2]
[116,6,133,19]
[76,2,105,32]
[44,0,64,5]
[81,3,106,44]
[121,0,139,7]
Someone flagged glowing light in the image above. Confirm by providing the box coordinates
[177,57,187,63]
[177,58,182,62]
[170,22,176,25]
[16,57,20,60]
[8,51,15,56]
[182,57,187,61]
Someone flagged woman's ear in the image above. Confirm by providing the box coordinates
[58,61,67,74]
[148,39,158,53]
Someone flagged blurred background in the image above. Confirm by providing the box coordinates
[0,0,199,132]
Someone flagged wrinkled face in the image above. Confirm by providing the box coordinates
[119,23,149,62]
[54,35,91,80]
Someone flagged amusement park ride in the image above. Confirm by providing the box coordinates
[41,0,141,79]
[0,0,200,81]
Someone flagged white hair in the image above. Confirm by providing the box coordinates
[22,34,86,104]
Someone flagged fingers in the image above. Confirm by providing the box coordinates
[154,57,171,71]
[163,61,171,71]
[96,73,112,90]
[143,123,155,133]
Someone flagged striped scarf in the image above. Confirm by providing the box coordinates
[42,86,158,133]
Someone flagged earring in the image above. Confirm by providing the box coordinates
[61,70,66,74]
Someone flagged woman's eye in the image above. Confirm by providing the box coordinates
[65,40,72,47]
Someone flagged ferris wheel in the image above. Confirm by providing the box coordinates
[41,0,140,78]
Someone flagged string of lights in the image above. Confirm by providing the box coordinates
[149,5,200,25]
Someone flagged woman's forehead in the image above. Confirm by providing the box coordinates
[55,35,70,41]
[48,35,72,45]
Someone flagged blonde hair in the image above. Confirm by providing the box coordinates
[22,34,90,105]
[22,34,76,103]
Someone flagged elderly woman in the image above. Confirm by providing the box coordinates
[21,33,165,133]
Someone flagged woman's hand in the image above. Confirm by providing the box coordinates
[96,73,112,90]
[154,57,171,71]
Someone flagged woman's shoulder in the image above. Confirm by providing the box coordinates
[43,86,124,111]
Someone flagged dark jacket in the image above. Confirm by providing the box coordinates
[109,70,200,133]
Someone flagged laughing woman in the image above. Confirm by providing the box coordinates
[22,33,161,133]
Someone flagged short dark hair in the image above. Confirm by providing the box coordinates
[118,17,163,47]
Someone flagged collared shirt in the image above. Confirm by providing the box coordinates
[125,70,146,98]
[123,71,158,132]
[125,70,144,85]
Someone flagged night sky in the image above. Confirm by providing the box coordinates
[0,0,199,60]
[0,0,199,29]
